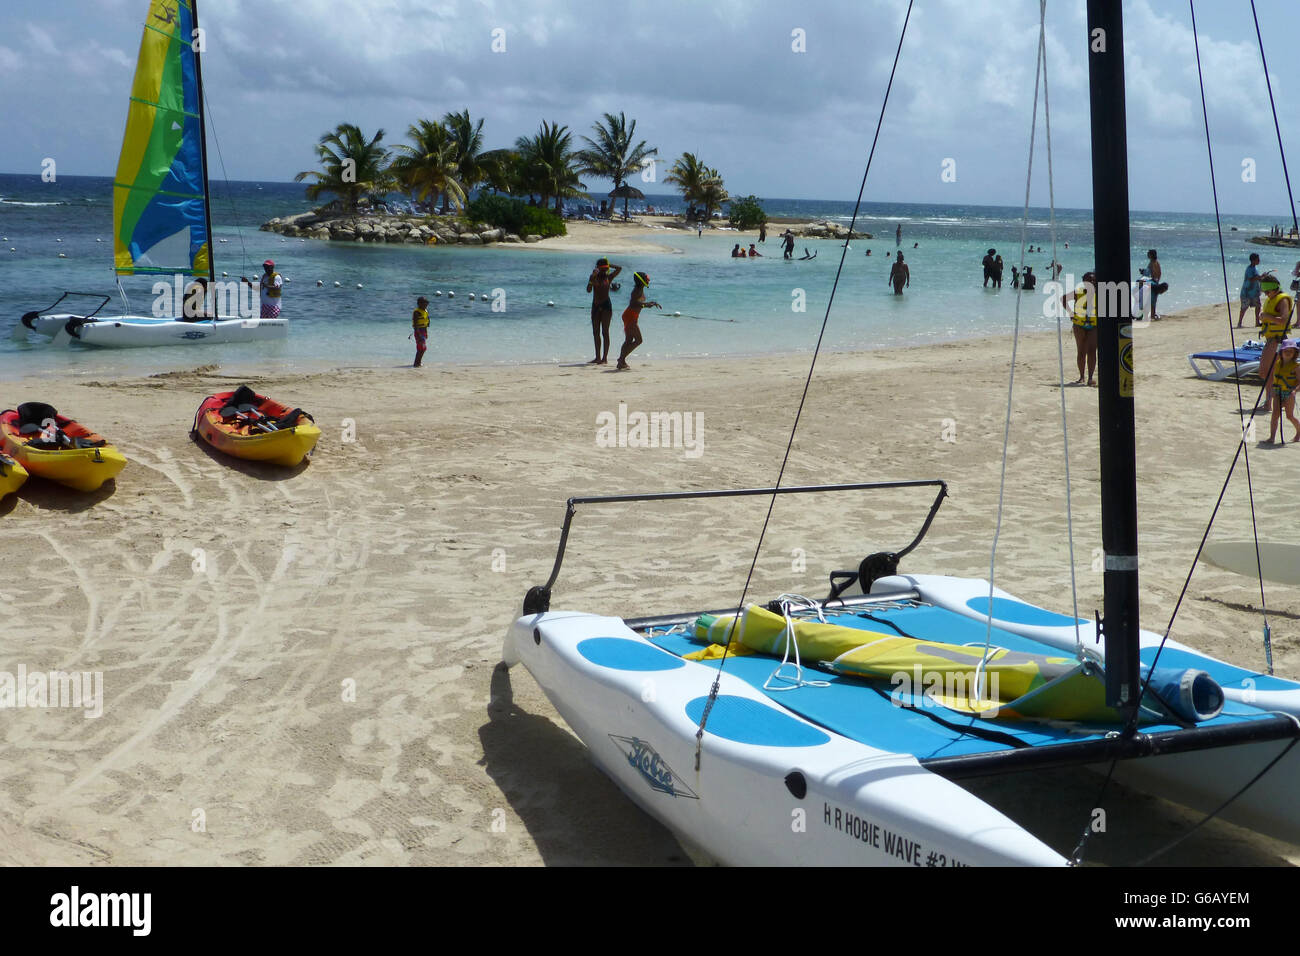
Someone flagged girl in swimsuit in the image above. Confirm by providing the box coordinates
[616,272,660,370]
[1268,338,1300,443]
[587,257,622,364]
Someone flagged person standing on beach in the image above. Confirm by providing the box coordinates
[616,271,660,370]
[587,256,622,365]
[241,259,282,318]
[982,249,998,287]
[888,252,909,295]
[1239,253,1263,328]
[1063,271,1098,386]
[411,296,430,368]
[1257,275,1293,414]
[1147,249,1163,320]
[1267,339,1300,443]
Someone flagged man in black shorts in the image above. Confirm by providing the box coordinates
[587,256,622,364]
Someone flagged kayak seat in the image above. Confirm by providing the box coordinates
[274,408,311,430]
[16,401,58,429]
[229,385,260,408]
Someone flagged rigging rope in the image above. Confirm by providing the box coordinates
[692,0,915,771]
[201,85,254,282]
[1073,0,1293,865]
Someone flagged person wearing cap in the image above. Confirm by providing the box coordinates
[1238,253,1263,329]
[1063,271,1099,386]
[586,257,622,365]
[615,271,661,370]
[411,295,430,367]
[1258,274,1294,413]
[242,260,283,318]
[1267,338,1300,443]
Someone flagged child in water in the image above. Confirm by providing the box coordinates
[1268,338,1300,443]
[616,272,661,370]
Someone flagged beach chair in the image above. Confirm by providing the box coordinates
[1188,341,1264,381]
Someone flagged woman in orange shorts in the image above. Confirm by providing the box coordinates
[616,271,661,370]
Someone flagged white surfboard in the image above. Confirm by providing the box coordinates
[1200,541,1300,586]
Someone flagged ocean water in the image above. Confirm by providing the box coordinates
[0,173,1279,378]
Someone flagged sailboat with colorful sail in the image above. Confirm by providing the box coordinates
[20,0,286,348]
[501,1,1300,866]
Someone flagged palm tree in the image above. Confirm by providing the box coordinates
[479,148,522,196]
[663,152,716,222]
[695,167,730,223]
[295,123,392,214]
[390,119,466,214]
[578,112,657,219]
[443,109,487,198]
[515,121,586,214]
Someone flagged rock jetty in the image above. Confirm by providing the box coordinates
[260,211,542,245]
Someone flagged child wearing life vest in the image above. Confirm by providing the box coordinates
[411,296,430,367]
[1257,274,1294,413]
[615,272,661,370]
[1268,338,1300,443]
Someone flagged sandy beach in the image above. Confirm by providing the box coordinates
[2,301,1299,867]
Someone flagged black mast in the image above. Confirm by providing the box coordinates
[1085,0,1140,720]
[191,0,217,308]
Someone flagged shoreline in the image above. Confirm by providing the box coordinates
[3,300,1297,866]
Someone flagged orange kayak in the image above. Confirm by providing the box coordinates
[0,403,126,492]
[193,385,320,467]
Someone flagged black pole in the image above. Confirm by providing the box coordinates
[1086,1,1139,720]
[191,0,217,295]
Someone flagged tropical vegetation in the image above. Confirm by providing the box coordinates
[663,153,728,222]
[294,123,393,213]
[577,112,657,220]
[728,195,767,230]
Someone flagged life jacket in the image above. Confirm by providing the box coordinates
[262,272,282,298]
[1071,285,1097,327]
[1261,291,1293,336]
[412,307,429,330]
[1274,354,1299,392]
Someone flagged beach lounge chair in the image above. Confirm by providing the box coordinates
[1188,341,1264,381]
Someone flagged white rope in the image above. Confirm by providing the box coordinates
[1039,1,1084,662]
[980,0,1050,699]
[762,594,831,691]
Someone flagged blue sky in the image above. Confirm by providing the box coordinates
[2,0,1297,214]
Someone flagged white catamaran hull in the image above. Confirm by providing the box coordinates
[67,315,287,348]
[504,610,1067,866]
[506,573,1300,863]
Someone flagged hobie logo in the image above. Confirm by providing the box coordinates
[609,735,698,799]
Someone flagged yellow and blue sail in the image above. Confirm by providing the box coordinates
[113,0,209,277]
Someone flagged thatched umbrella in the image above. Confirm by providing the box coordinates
[608,183,646,220]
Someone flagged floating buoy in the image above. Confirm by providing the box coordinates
[448,291,455,298]
[58,253,67,258]
[219,238,228,243]
[222,271,228,277]
[356,283,363,289]
[673,311,681,316]
[96,238,103,242]
[479,293,487,301]
[434,290,442,297]
[547,301,555,307]
[468,293,476,300]
[284,277,291,282]
[334,281,341,287]
[55,238,62,242]
[316,280,323,287]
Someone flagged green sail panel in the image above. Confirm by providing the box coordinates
[113,0,209,277]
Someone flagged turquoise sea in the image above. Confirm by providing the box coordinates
[0,173,1282,378]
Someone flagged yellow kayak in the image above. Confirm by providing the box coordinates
[0,452,28,499]
[0,404,126,492]
[193,386,320,467]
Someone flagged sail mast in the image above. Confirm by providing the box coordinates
[1085,0,1140,720]
[191,0,217,294]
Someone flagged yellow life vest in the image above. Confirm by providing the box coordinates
[262,272,282,299]
[1261,291,1293,337]
[1275,354,1298,392]
[1071,285,1096,327]
[412,307,429,330]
